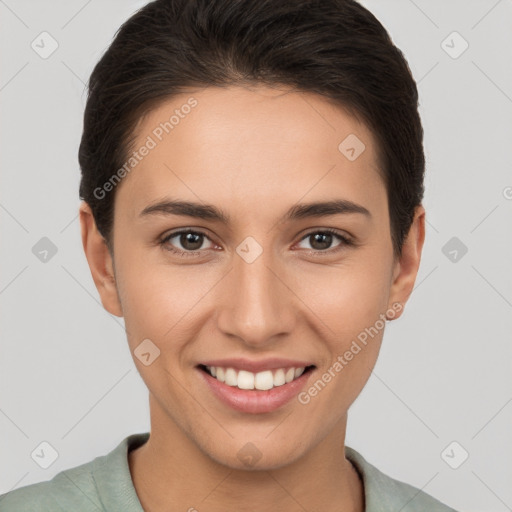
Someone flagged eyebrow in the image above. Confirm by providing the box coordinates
[139,198,371,223]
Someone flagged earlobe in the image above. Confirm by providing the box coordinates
[387,205,426,320]
[79,202,123,317]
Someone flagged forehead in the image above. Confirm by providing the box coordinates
[116,84,385,219]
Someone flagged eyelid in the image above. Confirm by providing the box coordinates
[299,227,353,241]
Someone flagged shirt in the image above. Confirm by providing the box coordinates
[0,432,459,511]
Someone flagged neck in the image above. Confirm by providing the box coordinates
[129,395,364,512]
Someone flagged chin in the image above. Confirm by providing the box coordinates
[202,437,308,471]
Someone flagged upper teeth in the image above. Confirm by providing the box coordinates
[205,366,306,390]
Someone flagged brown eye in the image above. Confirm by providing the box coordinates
[176,232,204,251]
[296,229,353,253]
[160,229,214,256]
[309,232,334,250]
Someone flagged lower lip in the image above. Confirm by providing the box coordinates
[198,367,314,414]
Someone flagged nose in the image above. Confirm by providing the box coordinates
[216,245,296,348]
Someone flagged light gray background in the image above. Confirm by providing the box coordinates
[1,1,511,510]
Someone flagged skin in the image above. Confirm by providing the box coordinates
[80,84,425,512]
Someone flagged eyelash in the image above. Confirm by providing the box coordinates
[159,228,354,258]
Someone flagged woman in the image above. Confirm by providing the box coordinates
[0,0,459,510]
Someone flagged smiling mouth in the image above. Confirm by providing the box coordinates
[198,364,316,391]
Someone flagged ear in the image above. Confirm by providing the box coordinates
[79,201,123,317]
[387,205,426,320]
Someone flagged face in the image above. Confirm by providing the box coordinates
[81,84,424,471]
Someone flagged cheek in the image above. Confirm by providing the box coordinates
[115,253,217,352]
[296,267,390,414]
[114,262,205,400]
[297,253,392,334]
[295,252,392,389]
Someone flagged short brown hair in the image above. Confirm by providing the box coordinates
[78,0,425,259]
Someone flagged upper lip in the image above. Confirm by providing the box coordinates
[199,358,315,373]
